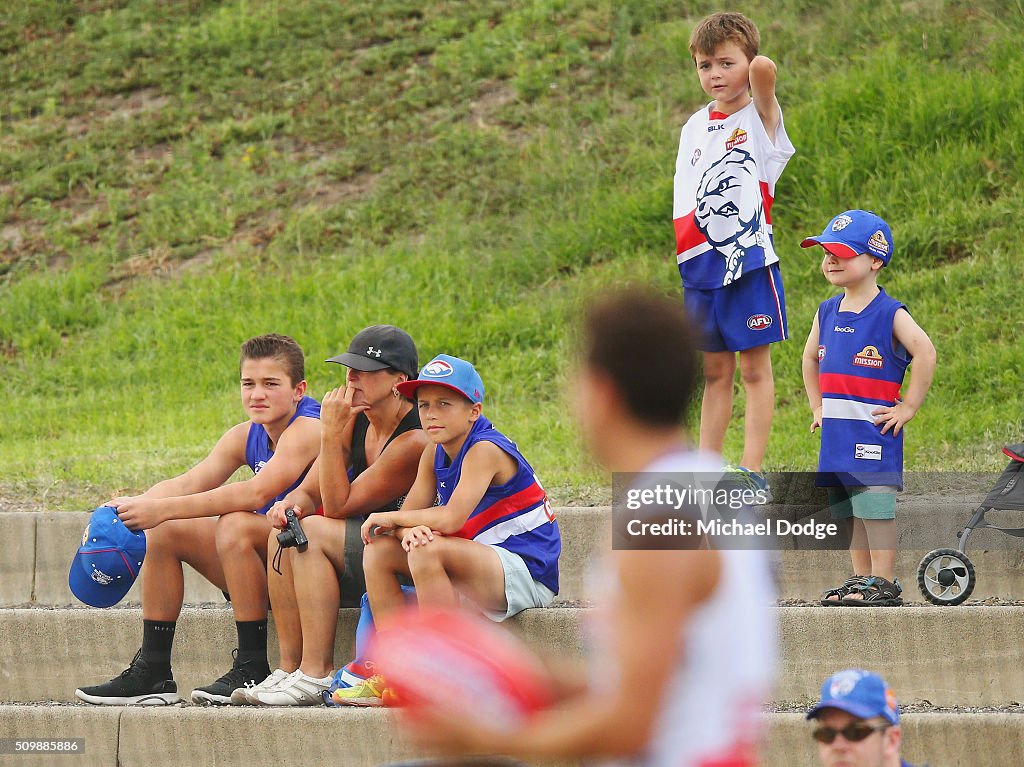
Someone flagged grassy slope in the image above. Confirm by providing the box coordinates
[1,0,1023,509]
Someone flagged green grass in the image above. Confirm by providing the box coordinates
[2,0,1023,510]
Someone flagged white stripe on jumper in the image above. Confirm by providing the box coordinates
[474,503,551,546]
[822,397,877,423]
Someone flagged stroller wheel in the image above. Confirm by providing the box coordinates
[917,548,976,606]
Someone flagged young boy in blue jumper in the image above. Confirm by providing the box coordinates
[801,211,936,606]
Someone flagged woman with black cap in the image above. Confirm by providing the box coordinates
[241,325,427,707]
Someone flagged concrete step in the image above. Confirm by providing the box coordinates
[0,606,582,704]
[1,509,607,607]
[2,605,1022,706]
[6,502,1024,608]
[0,705,1018,767]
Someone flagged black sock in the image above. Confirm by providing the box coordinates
[236,619,268,662]
[141,619,176,674]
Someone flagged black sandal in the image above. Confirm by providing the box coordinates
[840,576,903,606]
[820,575,868,606]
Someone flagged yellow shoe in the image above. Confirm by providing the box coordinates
[330,674,389,707]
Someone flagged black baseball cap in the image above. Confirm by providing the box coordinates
[326,325,418,379]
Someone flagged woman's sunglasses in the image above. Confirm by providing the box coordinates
[812,722,890,744]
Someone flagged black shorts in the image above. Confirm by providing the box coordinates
[224,516,367,608]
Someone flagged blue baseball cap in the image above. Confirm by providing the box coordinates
[69,506,147,608]
[396,354,485,404]
[807,669,900,725]
[800,210,894,265]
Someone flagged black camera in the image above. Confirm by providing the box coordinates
[277,508,308,552]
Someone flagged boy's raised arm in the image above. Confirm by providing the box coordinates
[749,55,781,143]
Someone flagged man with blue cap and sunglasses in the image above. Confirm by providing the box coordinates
[808,669,926,767]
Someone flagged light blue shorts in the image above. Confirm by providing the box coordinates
[827,486,898,521]
[480,546,556,623]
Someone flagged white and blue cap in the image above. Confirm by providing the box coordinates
[69,506,147,608]
[800,210,894,265]
[396,354,485,404]
[807,669,900,725]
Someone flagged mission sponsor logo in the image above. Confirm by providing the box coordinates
[725,128,748,150]
[868,229,891,256]
[853,345,884,368]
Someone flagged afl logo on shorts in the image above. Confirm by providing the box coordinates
[423,360,454,378]
[747,314,773,331]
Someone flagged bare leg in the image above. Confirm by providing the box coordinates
[215,512,272,621]
[865,519,897,582]
[407,537,506,613]
[142,517,225,621]
[267,529,302,672]
[290,515,349,678]
[363,535,414,629]
[738,344,774,472]
[848,518,872,576]
[699,351,737,454]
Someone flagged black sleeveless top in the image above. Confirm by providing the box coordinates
[348,406,421,512]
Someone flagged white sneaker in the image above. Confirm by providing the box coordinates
[230,668,291,706]
[252,670,333,706]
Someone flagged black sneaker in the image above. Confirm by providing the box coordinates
[190,649,271,705]
[75,649,182,705]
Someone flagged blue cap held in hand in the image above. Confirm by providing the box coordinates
[69,506,147,608]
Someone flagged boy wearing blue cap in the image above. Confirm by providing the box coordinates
[674,12,796,498]
[801,212,936,606]
[74,334,321,705]
[331,354,561,706]
[808,669,923,767]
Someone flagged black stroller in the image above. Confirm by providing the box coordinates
[917,443,1024,605]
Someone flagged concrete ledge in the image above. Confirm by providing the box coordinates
[14,503,1024,608]
[0,513,35,605]
[0,704,120,766]
[2,606,1023,706]
[119,706,410,766]
[0,606,584,703]
[777,607,1024,706]
[9,508,611,608]
[0,706,1019,767]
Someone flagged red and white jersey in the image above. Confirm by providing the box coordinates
[592,449,777,767]
[673,101,794,289]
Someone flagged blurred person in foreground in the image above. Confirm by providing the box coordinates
[404,287,777,767]
[809,669,926,767]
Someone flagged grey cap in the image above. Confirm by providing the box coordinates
[326,325,418,379]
